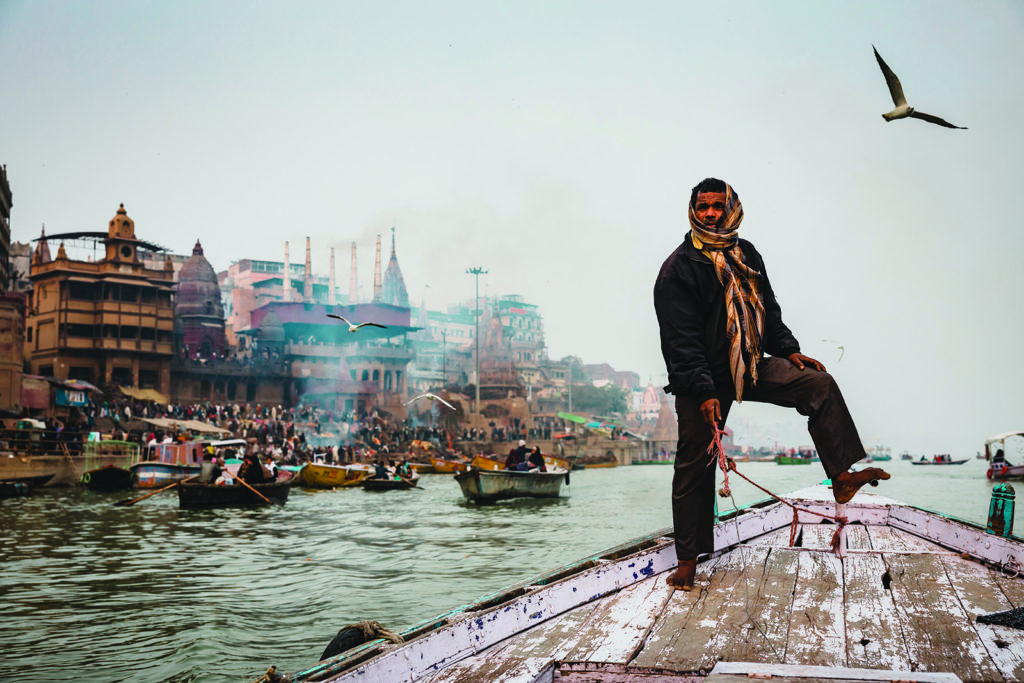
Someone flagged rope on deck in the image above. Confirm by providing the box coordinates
[706,427,848,556]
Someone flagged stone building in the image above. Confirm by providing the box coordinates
[176,240,227,359]
[24,204,175,393]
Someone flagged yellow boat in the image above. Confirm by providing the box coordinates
[300,463,372,488]
[429,456,471,474]
[471,454,503,471]
[408,461,435,474]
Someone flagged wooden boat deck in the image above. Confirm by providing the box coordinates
[287,488,1024,683]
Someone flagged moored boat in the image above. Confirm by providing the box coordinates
[80,464,135,491]
[470,454,503,471]
[774,453,813,465]
[362,471,420,491]
[984,431,1024,480]
[177,471,293,509]
[131,441,204,488]
[454,467,569,503]
[301,462,372,488]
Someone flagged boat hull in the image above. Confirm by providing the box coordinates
[774,456,813,465]
[429,457,470,474]
[911,459,968,466]
[362,473,420,491]
[455,468,567,503]
[130,462,201,489]
[178,475,292,509]
[301,463,371,488]
[81,465,135,491]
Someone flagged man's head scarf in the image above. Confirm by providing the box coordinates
[688,182,765,402]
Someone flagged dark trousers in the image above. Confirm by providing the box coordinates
[672,357,865,560]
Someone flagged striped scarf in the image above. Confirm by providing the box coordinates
[688,184,765,402]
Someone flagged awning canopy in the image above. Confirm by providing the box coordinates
[557,412,588,424]
[119,386,169,404]
[140,417,228,435]
[986,431,1024,446]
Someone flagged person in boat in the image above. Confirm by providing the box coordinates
[653,177,891,592]
[373,460,390,479]
[528,447,547,472]
[237,452,267,484]
[200,448,219,483]
[504,447,524,471]
[265,456,279,480]
[994,449,1006,464]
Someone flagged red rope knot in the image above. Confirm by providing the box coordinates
[829,516,849,554]
[707,426,732,497]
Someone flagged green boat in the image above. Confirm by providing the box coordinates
[774,454,813,465]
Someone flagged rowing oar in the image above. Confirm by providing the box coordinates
[113,476,198,507]
[396,473,422,489]
[233,475,278,505]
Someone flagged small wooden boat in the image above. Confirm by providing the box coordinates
[407,461,435,474]
[301,462,372,488]
[985,431,1024,480]
[912,454,968,465]
[80,464,135,491]
[455,467,569,503]
[362,471,420,491]
[0,481,33,498]
[429,456,470,474]
[177,471,294,509]
[774,454,813,465]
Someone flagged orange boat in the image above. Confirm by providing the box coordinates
[429,456,471,474]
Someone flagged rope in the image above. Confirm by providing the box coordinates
[706,427,848,555]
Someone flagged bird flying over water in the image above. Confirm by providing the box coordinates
[873,46,966,130]
[326,314,387,332]
[406,393,456,411]
[822,339,845,362]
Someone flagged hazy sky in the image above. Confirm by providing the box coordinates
[2,1,1021,455]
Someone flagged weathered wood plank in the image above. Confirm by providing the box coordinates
[843,552,912,671]
[844,524,872,551]
[564,576,675,663]
[786,550,846,667]
[868,525,948,553]
[746,526,795,547]
[423,601,598,682]
[708,659,962,681]
[994,572,1024,608]
[940,554,1024,682]
[632,549,763,673]
[801,523,841,551]
[884,552,1002,681]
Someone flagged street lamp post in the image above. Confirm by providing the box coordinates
[466,266,488,416]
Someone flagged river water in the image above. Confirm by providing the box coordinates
[0,458,1004,682]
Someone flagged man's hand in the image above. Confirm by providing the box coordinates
[788,352,826,372]
[700,398,721,428]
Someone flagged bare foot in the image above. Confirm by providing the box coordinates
[832,467,891,504]
[666,559,697,591]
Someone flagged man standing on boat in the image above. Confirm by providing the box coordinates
[653,177,890,591]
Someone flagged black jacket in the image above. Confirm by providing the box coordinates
[654,233,800,404]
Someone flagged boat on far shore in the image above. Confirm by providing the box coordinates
[912,454,968,465]
[300,462,372,488]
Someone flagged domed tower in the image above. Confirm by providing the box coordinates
[176,239,227,359]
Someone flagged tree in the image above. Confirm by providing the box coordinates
[568,383,627,416]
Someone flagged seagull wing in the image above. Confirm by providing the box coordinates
[837,346,845,362]
[436,397,456,410]
[908,110,967,129]
[327,314,352,325]
[405,394,428,405]
[873,46,906,107]
[354,322,388,330]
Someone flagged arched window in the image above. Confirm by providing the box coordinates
[372,369,380,387]
[361,370,369,381]
[383,371,393,391]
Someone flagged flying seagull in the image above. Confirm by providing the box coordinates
[326,314,387,332]
[406,393,456,411]
[822,339,845,362]
[873,45,966,129]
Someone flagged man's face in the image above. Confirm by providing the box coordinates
[694,191,727,227]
